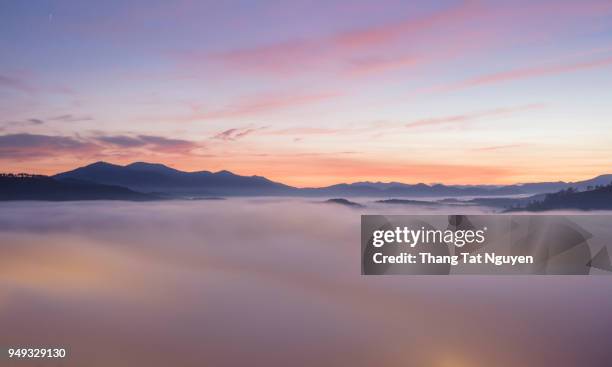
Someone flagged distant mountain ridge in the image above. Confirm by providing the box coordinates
[299,182,523,197]
[2,161,611,202]
[52,161,612,197]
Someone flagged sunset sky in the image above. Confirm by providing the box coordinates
[1,0,612,187]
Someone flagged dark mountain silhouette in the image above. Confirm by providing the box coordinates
[314,178,612,197]
[0,174,156,201]
[125,161,183,174]
[54,161,296,196]
[55,162,526,197]
[511,175,612,194]
[52,161,612,198]
[573,174,612,189]
[0,161,607,201]
[326,175,612,196]
[517,184,612,211]
[301,182,523,197]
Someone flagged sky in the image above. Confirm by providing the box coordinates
[1,0,612,187]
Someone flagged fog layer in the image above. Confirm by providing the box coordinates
[1,199,611,367]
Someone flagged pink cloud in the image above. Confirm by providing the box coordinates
[344,54,422,77]
[206,1,479,75]
[180,0,612,81]
[212,127,265,141]
[93,134,201,155]
[0,75,35,94]
[136,135,199,154]
[472,144,526,152]
[0,133,100,159]
[209,39,321,75]
[331,0,479,49]
[406,104,544,129]
[268,127,343,135]
[185,91,340,121]
[426,55,612,94]
[0,133,203,161]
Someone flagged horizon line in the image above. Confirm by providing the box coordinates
[3,160,610,189]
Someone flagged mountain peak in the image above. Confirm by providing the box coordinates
[215,170,236,176]
[125,162,178,173]
[85,161,121,169]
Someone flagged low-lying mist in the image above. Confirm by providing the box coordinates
[1,199,611,367]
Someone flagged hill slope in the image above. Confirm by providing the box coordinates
[521,185,612,211]
[0,174,156,201]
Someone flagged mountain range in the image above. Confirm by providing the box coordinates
[54,161,294,196]
[53,161,612,197]
[2,161,611,201]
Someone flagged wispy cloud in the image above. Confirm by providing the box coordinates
[344,55,422,77]
[0,75,35,94]
[0,133,99,158]
[472,144,526,152]
[197,0,480,76]
[2,114,94,128]
[0,74,75,97]
[188,0,612,83]
[212,127,266,141]
[137,135,199,153]
[49,114,94,123]
[1,118,45,128]
[331,0,478,49]
[95,134,200,154]
[406,104,544,129]
[0,133,202,160]
[267,127,344,136]
[95,135,146,148]
[425,55,612,94]
[185,91,340,121]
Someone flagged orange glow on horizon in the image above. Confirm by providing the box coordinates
[3,155,610,187]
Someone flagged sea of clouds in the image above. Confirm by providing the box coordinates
[1,199,611,366]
